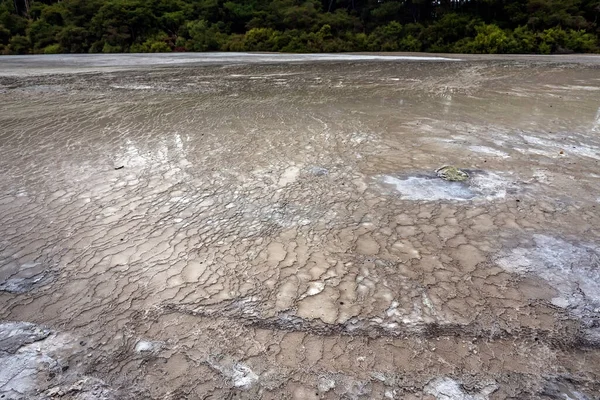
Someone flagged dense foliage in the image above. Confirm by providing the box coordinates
[1,0,599,54]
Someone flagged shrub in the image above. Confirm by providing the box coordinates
[468,24,510,54]
[57,26,90,53]
[399,35,421,52]
[130,33,172,53]
[368,21,403,51]
[538,41,551,54]
[43,43,62,54]
[565,30,598,53]
[242,27,276,51]
[102,42,123,53]
[8,34,30,54]
[509,26,537,53]
[222,34,245,51]
[185,20,220,51]
[536,27,597,53]
[421,13,480,51]
[28,20,59,51]
[538,27,568,53]
[148,40,171,52]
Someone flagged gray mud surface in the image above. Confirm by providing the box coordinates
[1,53,600,399]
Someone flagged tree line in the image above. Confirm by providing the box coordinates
[1,0,599,55]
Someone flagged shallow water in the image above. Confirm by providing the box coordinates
[1,53,600,399]
[382,175,476,200]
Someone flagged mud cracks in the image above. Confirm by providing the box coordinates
[1,55,600,399]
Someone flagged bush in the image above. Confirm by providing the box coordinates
[509,26,537,53]
[467,24,510,54]
[368,21,403,51]
[421,13,481,51]
[28,20,60,51]
[148,40,171,52]
[565,30,598,53]
[185,20,220,51]
[318,9,361,34]
[43,43,62,54]
[102,42,123,53]
[8,34,30,54]
[130,33,172,53]
[279,34,309,52]
[536,27,598,53]
[268,30,294,51]
[538,41,552,54]
[242,27,277,51]
[57,26,91,53]
[89,41,104,53]
[538,27,568,53]
[399,35,421,52]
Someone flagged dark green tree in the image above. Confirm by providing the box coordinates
[0,0,597,54]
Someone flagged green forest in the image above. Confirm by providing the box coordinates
[1,0,599,55]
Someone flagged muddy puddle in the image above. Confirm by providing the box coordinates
[1,54,600,399]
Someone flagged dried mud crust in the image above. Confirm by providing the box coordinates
[1,57,600,399]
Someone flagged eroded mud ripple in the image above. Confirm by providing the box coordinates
[1,54,600,399]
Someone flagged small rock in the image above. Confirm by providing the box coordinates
[370,372,386,382]
[436,166,469,182]
[425,377,498,399]
[309,166,329,176]
[206,356,258,390]
[47,386,62,396]
[68,380,85,392]
[231,363,258,389]
[318,376,336,393]
[134,340,161,353]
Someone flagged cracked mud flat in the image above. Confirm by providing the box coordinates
[1,53,600,399]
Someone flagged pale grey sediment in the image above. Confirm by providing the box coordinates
[1,54,600,399]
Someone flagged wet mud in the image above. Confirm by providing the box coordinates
[1,54,600,399]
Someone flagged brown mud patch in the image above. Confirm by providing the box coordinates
[1,54,600,399]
